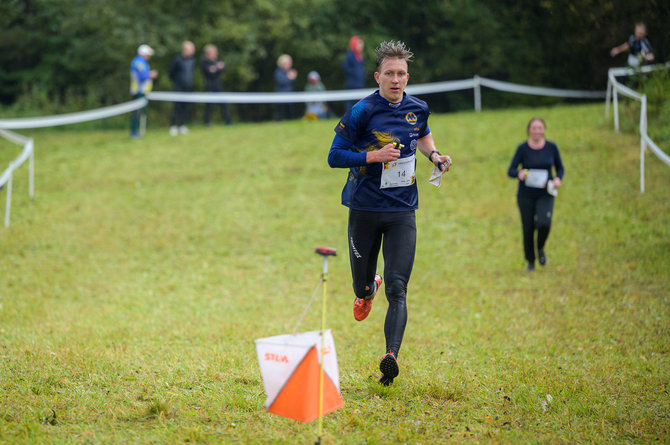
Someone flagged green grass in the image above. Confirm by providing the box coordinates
[1,103,669,444]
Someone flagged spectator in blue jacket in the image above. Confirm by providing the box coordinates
[129,44,157,138]
[342,36,366,110]
[168,41,196,136]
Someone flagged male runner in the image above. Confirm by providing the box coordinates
[327,41,452,385]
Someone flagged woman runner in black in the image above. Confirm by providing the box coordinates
[508,118,564,271]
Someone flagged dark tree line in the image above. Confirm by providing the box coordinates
[1,0,668,120]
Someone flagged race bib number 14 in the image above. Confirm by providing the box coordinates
[381,155,416,189]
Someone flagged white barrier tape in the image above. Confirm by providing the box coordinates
[608,72,645,101]
[0,128,31,145]
[0,168,11,187]
[148,80,476,104]
[0,79,605,130]
[643,134,670,166]
[0,138,33,188]
[12,138,34,168]
[0,129,33,187]
[148,77,602,103]
[147,89,377,104]
[609,62,670,79]
[0,98,147,130]
[406,79,476,94]
[0,74,618,223]
[610,82,645,101]
[1,128,35,227]
[606,63,670,192]
[479,77,606,98]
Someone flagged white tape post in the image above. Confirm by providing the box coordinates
[606,63,670,192]
[0,129,35,226]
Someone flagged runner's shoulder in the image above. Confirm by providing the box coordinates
[404,94,429,111]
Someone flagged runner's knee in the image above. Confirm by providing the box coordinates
[536,214,552,230]
[384,278,407,304]
[352,282,369,300]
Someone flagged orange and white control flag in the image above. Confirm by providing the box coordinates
[255,330,344,423]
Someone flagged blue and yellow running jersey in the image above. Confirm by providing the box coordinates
[130,55,153,96]
[330,91,431,212]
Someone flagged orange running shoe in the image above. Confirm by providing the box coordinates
[353,274,382,321]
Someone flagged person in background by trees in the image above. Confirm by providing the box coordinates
[507,118,564,272]
[274,54,297,121]
[610,22,655,67]
[342,35,366,111]
[129,44,158,139]
[201,44,232,127]
[168,41,196,136]
[303,71,329,120]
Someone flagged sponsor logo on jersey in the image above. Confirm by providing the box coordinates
[405,112,417,125]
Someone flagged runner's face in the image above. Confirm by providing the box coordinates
[634,25,646,40]
[374,58,409,103]
[528,120,546,140]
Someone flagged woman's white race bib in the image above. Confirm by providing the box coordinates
[525,168,548,188]
[381,154,416,189]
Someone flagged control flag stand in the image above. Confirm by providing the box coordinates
[254,247,343,444]
[314,247,337,445]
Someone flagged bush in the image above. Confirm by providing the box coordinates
[621,68,670,145]
[640,69,670,144]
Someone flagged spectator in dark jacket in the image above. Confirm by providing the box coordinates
[610,22,655,67]
[169,41,195,135]
[274,54,297,121]
[342,36,366,110]
[201,44,232,126]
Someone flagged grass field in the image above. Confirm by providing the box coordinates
[1,103,669,444]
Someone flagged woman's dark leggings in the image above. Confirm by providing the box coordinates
[517,194,555,264]
[348,209,416,357]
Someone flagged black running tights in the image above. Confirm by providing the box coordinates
[348,209,416,357]
[517,194,555,264]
